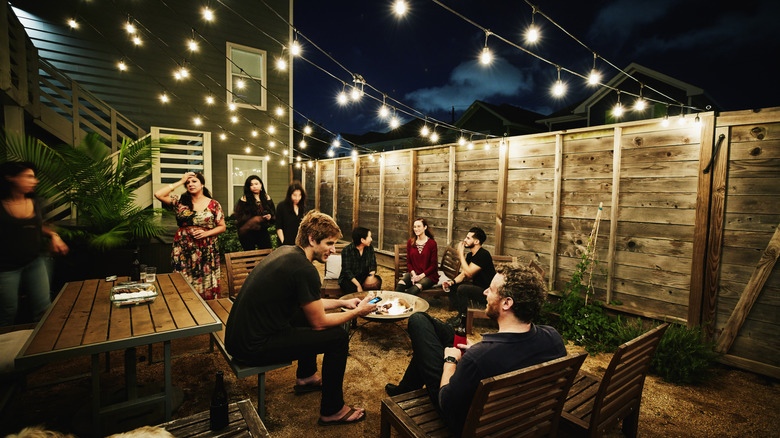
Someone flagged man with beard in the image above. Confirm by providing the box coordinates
[384,264,566,437]
[441,227,496,326]
[226,210,377,426]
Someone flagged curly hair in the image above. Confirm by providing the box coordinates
[496,263,547,323]
[296,210,341,247]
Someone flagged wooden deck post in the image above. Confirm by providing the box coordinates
[549,134,563,291]
[495,139,509,255]
[606,127,623,303]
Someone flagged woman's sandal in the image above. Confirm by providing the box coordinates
[317,407,366,426]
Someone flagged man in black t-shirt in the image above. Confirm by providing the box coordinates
[225,211,377,426]
[441,227,496,326]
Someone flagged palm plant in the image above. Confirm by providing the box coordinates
[1,132,164,250]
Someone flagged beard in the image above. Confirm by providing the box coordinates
[485,300,500,320]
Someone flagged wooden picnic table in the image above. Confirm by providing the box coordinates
[14,273,222,436]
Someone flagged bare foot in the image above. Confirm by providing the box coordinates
[320,405,365,423]
[295,373,322,386]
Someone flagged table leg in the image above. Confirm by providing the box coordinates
[91,354,101,437]
[125,347,137,400]
[164,340,172,420]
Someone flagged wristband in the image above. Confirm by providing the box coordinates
[444,356,458,365]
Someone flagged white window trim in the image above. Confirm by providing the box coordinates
[226,41,267,111]
[227,154,269,210]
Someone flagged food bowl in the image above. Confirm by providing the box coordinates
[340,290,429,321]
[110,282,158,307]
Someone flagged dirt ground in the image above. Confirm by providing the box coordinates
[2,263,779,437]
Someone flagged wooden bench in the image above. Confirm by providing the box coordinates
[464,255,516,334]
[393,244,461,298]
[560,323,669,437]
[160,398,270,437]
[320,242,349,298]
[207,298,292,421]
[224,249,274,300]
[380,352,587,437]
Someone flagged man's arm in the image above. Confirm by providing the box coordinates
[300,297,376,330]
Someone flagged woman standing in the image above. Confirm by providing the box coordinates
[0,162,68,326]
[154,172,225,299]
[395,218,438,295]
[234,176,275,250]
[275,181,306,246]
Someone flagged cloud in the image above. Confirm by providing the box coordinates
[403,59,534,112]
[588,0,677,43]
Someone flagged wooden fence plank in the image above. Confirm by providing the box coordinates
[549,134,563,290]
[606,127,622,302]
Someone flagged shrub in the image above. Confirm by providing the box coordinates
[650,323,718,384]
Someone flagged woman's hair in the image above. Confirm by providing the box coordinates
[179,172,212,210]
[409,217,434,243]
[283,180,306,207]
[242,175,272,213]
[0,161,36,199]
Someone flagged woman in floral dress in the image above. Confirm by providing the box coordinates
[154,171,226,299]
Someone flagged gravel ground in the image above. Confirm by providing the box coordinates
[2,263,778,437]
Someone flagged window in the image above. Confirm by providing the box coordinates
[227,42,267,110]
[227,155,268,210]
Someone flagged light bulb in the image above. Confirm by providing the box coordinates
[236,79,245,89]
[219,133,227,140]
[132,36,142,46]
[662,115,670,127]
[694,114,701,126]
[268,125,276,134]
[588,69,601,86]
[265,154,270,160]
[480,47,493,65]
[327,149,335,157]
[231,116,238,123]
[350,87,361,101]
[379,105,389,118]
[484,143,491,150]
[332,139,341,147]
[159,93,168,103]
[467,142,474,150]
[552,80,566,97]
[390,117,400,128]
[677,114,686,125]
[275,58,287,71]
[280,160,286,166]
[307,161,313,168]
[179,68,188,78]
[251,130,258,137]
[337,91,348,105]
[206,95,215,105]
[393,0,408,16]
[125,23,136,34]
[269,141,276,147]
[420,125,429,137]
[299,140,307,148]
[525,26,539,43]
[275,106,284,116]
[634,99,647,111]
[351,150,358,159]
[295,162,301,169]
[290,41,301,56]
[245,146,251,153]
[296,156,301,162]
[228,103,237,111]
[612,103,624,118]
[282,149,288,156]
[118,61,127,71]
[67,19,79,29]
[188,39,198,51]
[193,117,202,126]
[303,125,313,135]
[458,136,466,146]
[430,132,439,143]
[202,8,214,21]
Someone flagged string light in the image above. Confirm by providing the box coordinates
[392,0,408,16]
[634,85,647,111]
[420,122,430,137]
[307,161,313,168]
[275,106,284,116]
[280,159,286,166]
[125,22,136,34]
[458,133,467,145]
[228,103,237,111]
[551,67,566,97]
[299,139,307,148]
[265,154,270,160]
[677,105,686,125]
[275,56,287,71]
[206,95,215,105]
[290,39,301,56]
[117,61,127,71]
[694,114,701,127]
[282,149,288,156]
[480,31,493,65]
[662,104,670,127]
[219,133,227,140]
[295,162,301,168]
[351,150,358,159]
[332,139,341,148]
[389,115,400,129]
[202,8,214,22]
[525,8,540,44]
[159,93,168,103]
[379,104,389,118]
[251,130,258,137]
[67,18,79,29]
[269,140,276,147]
[230,116,238,123]
[236,79,245,89]
[612,91,624,118]
[296,156,302,162]
[303,125,313,135]
[132,35,142,45]
[484,142,491,150]
[429,126,439,143]
[467,134,474,150]
[337,89,349,105]
[187,39,199,52]
[193,116,202,126]
[327,149,335,157]
[245,146,251,153]
[350,86,361,101]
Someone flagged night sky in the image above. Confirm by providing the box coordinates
[292,0,780,135]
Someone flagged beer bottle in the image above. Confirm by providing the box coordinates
[210,371,229,430]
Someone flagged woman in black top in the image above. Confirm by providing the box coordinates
[0,162,68,326]
[275,181,306,246]
[234,176,276,250]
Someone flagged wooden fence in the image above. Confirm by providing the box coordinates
[304,107,780,378]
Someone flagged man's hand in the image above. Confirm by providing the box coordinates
[340,298,361,309]
[444,347,462,362]
[457,240,465,252]
[354,295,377,316]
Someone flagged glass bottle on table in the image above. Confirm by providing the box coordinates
[130,249,141,282]
[210,371,229,430]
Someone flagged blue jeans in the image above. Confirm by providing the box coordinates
[0,256,51,326]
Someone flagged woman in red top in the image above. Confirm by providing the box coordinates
[395,218,439,295]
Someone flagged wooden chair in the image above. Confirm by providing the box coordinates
[380,352,588,438]
[464,255,516,334]
[560,323,669,437]
[224,248,274,300]
[393,245,461,298]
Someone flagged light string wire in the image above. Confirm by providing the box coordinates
[432,0,704,113]
[522,0,690,110]
[251,0,497,141]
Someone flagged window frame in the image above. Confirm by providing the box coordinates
[226,41,267,111]
[226,154,269,210]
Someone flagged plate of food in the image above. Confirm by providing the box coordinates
[340,291,429,321]
[110,282,158,307]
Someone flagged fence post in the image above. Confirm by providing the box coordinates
[606,127,623,303]
[447,146,456,245]
[495,139,509,255]
[549,134,563,291]
[332,160,338,222]
[379,153,386,250]
[352,157,360,229]
[315,160,321,212]
[408,150,417,236]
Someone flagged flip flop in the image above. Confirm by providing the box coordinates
[293,381,323,395]
[318,407,366,426]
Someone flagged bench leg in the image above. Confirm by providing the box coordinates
[622,406,639,438]
[379,404,392,438]
[466,310,474,335]
[257,372,266,421]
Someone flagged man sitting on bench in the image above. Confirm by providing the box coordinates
[225,211,378,426]
[442,227,496,327]
[384,264,566,436]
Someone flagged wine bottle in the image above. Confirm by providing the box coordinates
[210,371,229,430]
[130,249,141,282]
